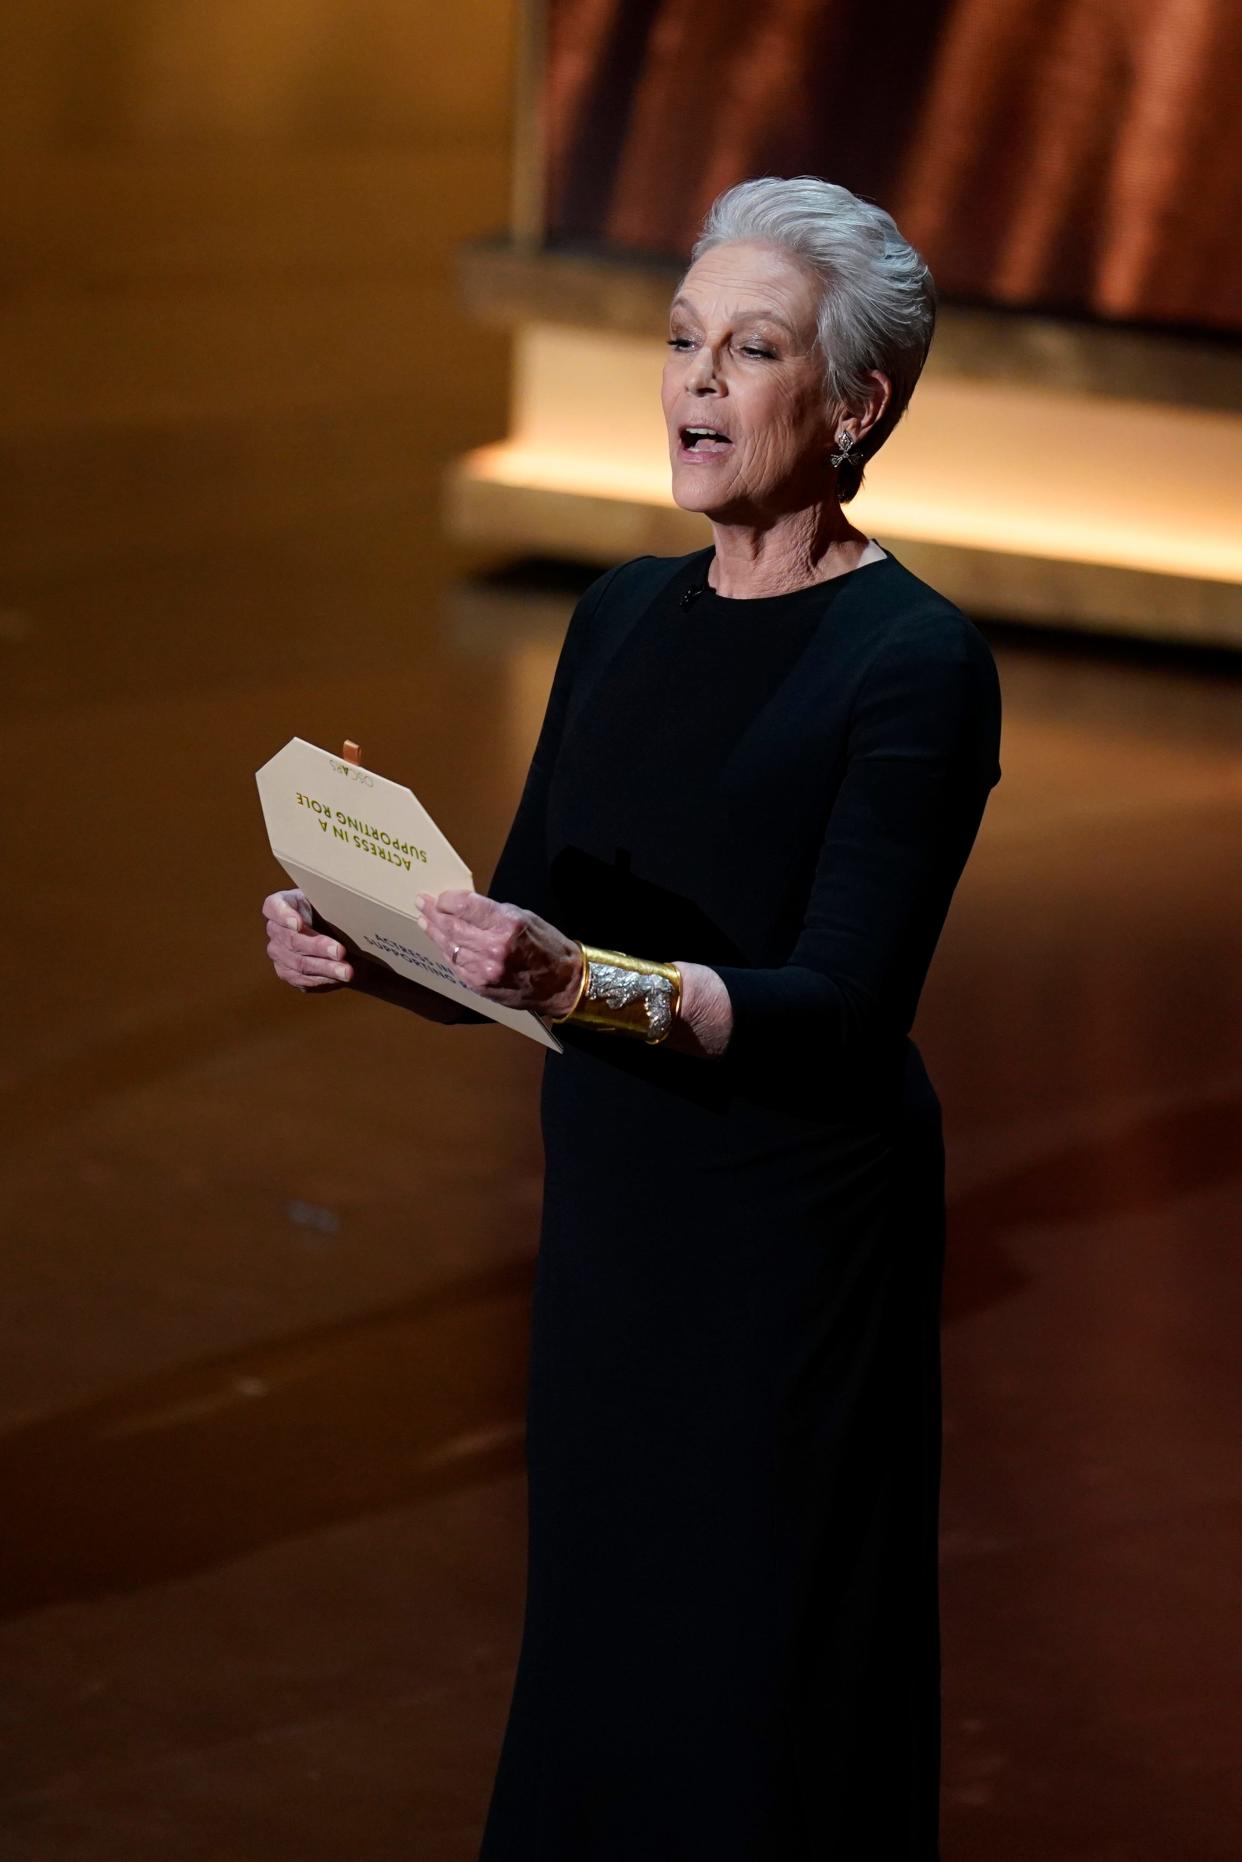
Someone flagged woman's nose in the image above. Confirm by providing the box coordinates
[686,341,720,390]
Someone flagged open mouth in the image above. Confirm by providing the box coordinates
[679,425,733,454]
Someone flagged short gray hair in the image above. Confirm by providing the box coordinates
[684,175,937,502]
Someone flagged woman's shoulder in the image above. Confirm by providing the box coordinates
[562,551,702,661]
[851,551,998,675]
[574,549,699,613]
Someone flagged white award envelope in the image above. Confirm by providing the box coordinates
[256,737,562,1051]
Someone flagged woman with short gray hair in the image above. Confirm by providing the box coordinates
[264,172,1002,1858]
[690,172,938,508]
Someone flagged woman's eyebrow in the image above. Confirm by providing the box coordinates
[669,296,796,335]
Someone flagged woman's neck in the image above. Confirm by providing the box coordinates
[707,504,876,598]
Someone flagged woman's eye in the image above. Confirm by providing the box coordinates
[666,337,775,357]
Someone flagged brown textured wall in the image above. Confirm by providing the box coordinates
[0,2,517,587]
[543,0,1242,336]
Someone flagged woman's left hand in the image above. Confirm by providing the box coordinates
[414,889,583,1018]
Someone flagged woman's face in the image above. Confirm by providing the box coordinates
[661,239,838,520]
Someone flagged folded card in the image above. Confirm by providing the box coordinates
[256,737,562,1051]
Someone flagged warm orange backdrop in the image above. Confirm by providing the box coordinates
[543,0,1242,337]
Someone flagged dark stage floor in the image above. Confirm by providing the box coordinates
[4,139,1241,1862]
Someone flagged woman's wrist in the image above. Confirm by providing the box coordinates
[665,961,734,1059]
[543,945,587,1020]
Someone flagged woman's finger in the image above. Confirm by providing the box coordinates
[271,954,339,987]
[417,887,507,930]
[417,892,468,937]
[270,952,354,985]
[416,896,476,961]
[262,891,303,933]
[435,887,497,924]
[269,917,349,962]
[267,937,352,983]
[418,891,521,971]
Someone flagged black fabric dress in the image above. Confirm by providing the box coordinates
[471,542,1002,1861]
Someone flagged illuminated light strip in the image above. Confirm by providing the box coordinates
[458,439,1242,586]
[460,325,1242,587]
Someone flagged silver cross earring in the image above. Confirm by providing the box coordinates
[829,431,862,468]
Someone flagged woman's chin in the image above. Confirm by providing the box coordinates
[669,466,740,516]
[671,485,712,514]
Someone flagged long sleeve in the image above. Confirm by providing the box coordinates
[711,615,1002,1071]
[483,558,637,916]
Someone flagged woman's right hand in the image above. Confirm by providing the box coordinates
[262,889,354,990]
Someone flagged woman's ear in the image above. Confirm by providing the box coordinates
[856,369,893,444]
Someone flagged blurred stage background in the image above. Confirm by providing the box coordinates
[2,3,1240,1858]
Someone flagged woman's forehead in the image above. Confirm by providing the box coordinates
[673,245,818,327]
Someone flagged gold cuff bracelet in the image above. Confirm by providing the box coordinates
[550,942,683,1044]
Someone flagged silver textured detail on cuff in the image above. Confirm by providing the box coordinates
[586,961,675,1041]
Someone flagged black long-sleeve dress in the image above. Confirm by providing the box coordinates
[467,541,1001,1860]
